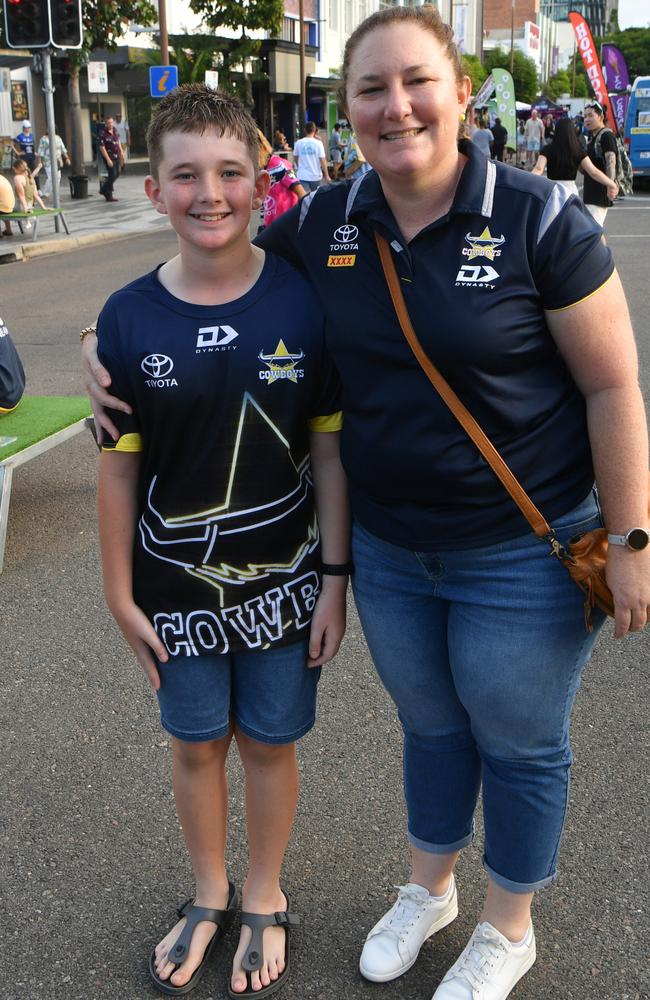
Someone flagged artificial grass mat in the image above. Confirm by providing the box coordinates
[0,396,91,461]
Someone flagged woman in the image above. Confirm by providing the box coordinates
[82,7,649,999]
[12,160,47,219]
[543,112,555,141]
[470,117,494,158]
[532,116,617,201]
[516,118,527,167]
[273,128,290,151]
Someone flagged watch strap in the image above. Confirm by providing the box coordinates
[321,562,354,576]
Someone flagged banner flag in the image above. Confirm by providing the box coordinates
[568,11,616,130]
[602,44,630,92]
[492,68,517,150]
[473,73,495,108]
[609,92,629,131]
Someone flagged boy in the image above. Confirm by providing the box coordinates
[96,84,350,998]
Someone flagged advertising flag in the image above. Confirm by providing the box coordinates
[609,93,629,131]
[602,44,630,92]
[492,68,517,151]
[568,11,616,130]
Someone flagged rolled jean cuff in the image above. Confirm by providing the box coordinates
[483,856,557,894]
[408,826,474,854]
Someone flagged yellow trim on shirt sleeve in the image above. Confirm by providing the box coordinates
[0,400,21,414]
[308,411,343,433]
[544,269,615,313]
[101,432,143,453]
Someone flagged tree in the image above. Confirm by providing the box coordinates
[483,47,539,104]
[463,53,488,94]
[141,34,220,86]
[545,70,572,101]
[189,0,284,109]
[0,1,157,173]
[65,1,157,174]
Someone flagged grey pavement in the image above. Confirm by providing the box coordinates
[0,196,648,1000]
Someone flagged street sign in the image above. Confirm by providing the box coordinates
[87,61,108,95]
[149,65,179,99]
[204,70,220,91]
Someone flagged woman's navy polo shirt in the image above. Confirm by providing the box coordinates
[256,141,615,550]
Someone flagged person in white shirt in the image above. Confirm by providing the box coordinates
[471,119,494,158]
[293,122,331,191]
[115,112,130,161]
[524,109,545,168]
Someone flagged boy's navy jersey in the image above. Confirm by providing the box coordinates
[255,141,614,550]
[98,253,341,658]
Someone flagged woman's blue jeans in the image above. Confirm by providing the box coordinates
[351,491,606,893]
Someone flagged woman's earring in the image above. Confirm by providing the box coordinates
[459,111,466,122]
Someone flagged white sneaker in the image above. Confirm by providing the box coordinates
[359,878,458,982]
[432,921,536,1000]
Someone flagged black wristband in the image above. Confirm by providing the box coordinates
[321,561,354,576]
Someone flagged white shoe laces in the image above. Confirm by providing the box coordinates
[374,884,431,941]
[453,924,508,989]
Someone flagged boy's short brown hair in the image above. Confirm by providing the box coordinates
[146,83,261,177]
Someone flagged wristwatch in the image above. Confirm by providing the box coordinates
[607,528,650,551]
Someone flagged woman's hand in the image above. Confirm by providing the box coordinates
[81,329,132,445]
[606,181,618,202]
[606,546,650,639]
[109,599,169,689]
[307,576,347,667]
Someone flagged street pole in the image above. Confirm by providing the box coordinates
[42,48,62,233]
[510,0,515,74]
[159,0,169,66]
[299,0,306,134]
[571,40,577,97]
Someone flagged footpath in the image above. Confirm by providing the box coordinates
[0,160,170,264]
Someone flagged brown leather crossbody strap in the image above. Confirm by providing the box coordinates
[374,231,552,539]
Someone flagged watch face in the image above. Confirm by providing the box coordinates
[627,528,649,551]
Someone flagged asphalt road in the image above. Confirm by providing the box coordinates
[1,203,648,1000]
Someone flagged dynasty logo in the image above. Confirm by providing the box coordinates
[462,227,506,261]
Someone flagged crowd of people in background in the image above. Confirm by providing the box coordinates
[470,99,623,224]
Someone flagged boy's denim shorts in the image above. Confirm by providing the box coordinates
[155,637,320,745]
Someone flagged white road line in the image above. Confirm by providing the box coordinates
[607,234,650,237]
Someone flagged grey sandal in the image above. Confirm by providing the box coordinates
[150,882,239,996]
[227,894,300,999]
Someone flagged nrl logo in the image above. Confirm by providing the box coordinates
[463,226,506,261]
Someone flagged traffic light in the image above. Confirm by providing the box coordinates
[48,0,83,49]
[3,0,50,48]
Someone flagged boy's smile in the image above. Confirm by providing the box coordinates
[145,129,268,254]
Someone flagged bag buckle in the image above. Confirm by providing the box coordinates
[544,529,572,563]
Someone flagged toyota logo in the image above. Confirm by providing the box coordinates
[333,224,359,244]
[141,354,174,378]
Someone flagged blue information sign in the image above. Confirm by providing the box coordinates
[149,66,179,98]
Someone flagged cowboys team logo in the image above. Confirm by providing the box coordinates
[141,353,178,387]
[258,339,305,385]
[328,223,359,267]
[462,227,506,261]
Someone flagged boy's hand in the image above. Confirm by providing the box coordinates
[307,577,347,667]
[110,600,169,690]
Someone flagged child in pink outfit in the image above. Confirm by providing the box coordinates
[263,155,306,227]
